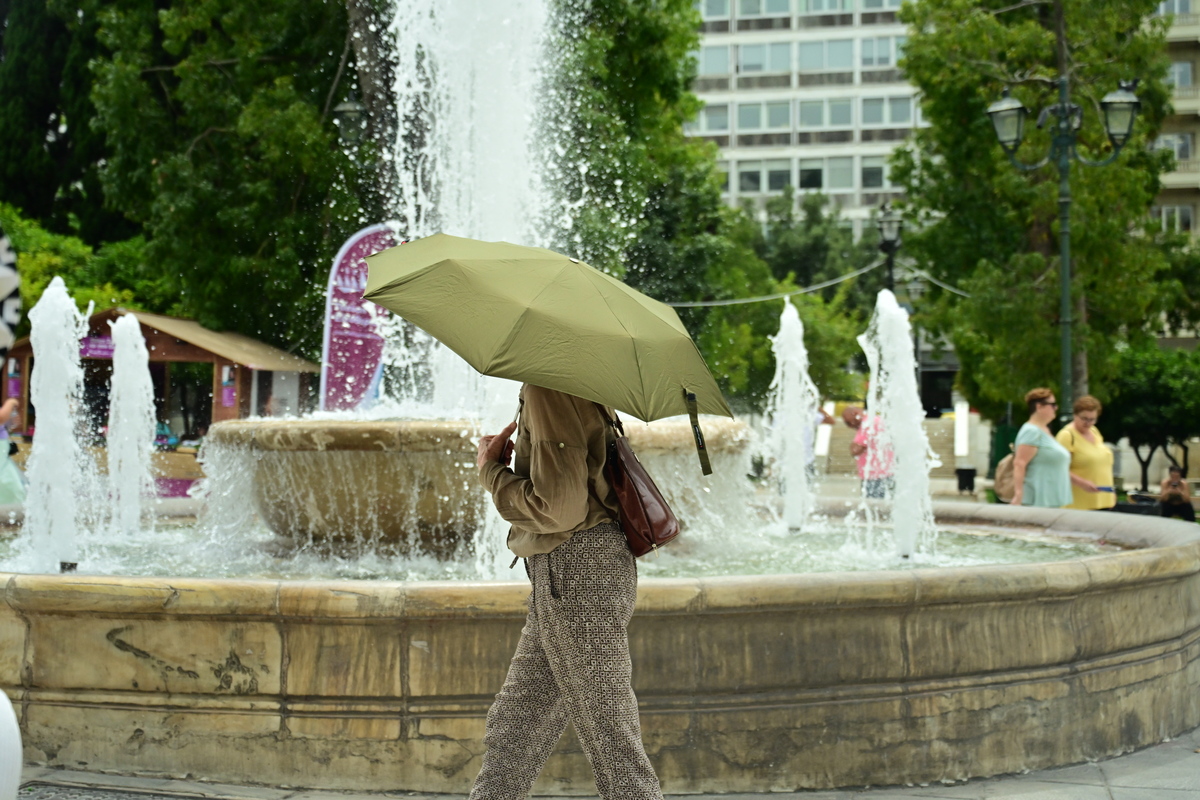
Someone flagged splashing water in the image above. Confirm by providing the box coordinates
[391,0,549,243]
[856,290,938,557]
[765,299,821,529]
[23,278,92,572]
[107,314,156,537]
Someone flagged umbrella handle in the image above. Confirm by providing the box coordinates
[685,391,713,477]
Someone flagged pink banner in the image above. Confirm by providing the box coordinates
[320,224,399,411]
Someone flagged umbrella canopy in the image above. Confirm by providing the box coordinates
[363,233,732,423]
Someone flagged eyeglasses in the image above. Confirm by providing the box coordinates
[1038,400,1058,408]
[1077,415,1098,423]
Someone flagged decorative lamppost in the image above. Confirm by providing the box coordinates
[876,202,904,293]
[986,76,1140,417]
[332,93,367,145]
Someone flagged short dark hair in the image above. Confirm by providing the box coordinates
[1025,387,1054,415]
[1169,465,1184,475]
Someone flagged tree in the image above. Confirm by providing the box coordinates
[0,0,135,245]
[893,0,1173,420]
[536,1,862,409]
[0,203,155,326]
[1103,343,1200,490]
[88,0,363,353]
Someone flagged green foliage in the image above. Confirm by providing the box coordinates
[89,0,362,354]
[1102,343,1200,488]
[0,203,152,329]
[0,1,134,244]
[537,4,863,408]
[761,190,883,316]
[894,0,1173,420]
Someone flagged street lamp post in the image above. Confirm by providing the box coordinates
[332,93,367,145]
[986,71,1140,419]
[876,202,904,293]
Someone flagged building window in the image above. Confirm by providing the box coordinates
[738,0,790,14]
[701,0,732,16]
[798,98,853,128]
[862,155,889,188]
[767,101,791,128]
[829,98,852,126]
[862,0,902,7]
[801,0,848,10]
[794,157,852,191]
[686,104,731,135]
[862,96,912,125]
[1156,133,1194,160]
[799,158,823,189]
[862,36,906,67]
[797,39,854,71]
[1153,205,1194,232]
[736,100,792,135]
[739,43,792,73]
[700,46,731,75]
[1156,0,1191,14]
[716,161,730,193]
[766,159,792,191]
[1169,61,1194,87]
[738,161,764,193]
[827,157,854,190]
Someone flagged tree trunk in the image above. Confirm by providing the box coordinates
[344,0,397,215]
[1073,292,1089,399]
[1133,443,1159,492]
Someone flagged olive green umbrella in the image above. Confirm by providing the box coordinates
[364,233,732,467]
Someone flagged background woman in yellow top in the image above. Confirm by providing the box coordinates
[1055,395,1117,510]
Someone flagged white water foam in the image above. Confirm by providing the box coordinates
[22,277,93,572]
[856,289,938,557]
[107,314,156,537]
[765,299,821,529]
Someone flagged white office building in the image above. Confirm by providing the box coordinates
[688,0,913,236]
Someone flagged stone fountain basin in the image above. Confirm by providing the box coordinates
[205,417,749,554]
[5,503,1200,790]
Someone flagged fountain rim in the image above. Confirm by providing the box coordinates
[4,502,1197,620]
[205,416,752,453]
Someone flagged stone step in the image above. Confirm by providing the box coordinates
[821,417,959,478]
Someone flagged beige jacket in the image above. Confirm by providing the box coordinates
[479,384,620,557]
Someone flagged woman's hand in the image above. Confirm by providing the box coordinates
[1070,473,1099,493]
[477,422,517,471]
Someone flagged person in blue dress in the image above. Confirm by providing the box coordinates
[0,398,25,505]
[1010,387,1073,508]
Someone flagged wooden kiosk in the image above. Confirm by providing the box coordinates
[3,308,320,435]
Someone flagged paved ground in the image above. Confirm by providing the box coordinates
[19,723,1200,800]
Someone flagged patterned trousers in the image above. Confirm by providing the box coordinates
[468,522,663,800]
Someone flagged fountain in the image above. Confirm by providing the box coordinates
[106,314,156,538]
[22,277,91,573]
[856,289,938,557]
[2,2,1200,794]
[766,299,821,529]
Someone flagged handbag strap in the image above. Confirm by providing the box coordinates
[593,402,625,437]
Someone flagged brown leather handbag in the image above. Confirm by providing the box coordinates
[595,405,680,557]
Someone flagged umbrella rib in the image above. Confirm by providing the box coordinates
[481,260,572,372]
[583,270,658,419]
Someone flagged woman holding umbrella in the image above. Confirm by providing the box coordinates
[470,383,663,800]
[364,233,733,799]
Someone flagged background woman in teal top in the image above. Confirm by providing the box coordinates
[1010,387,1073,508]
